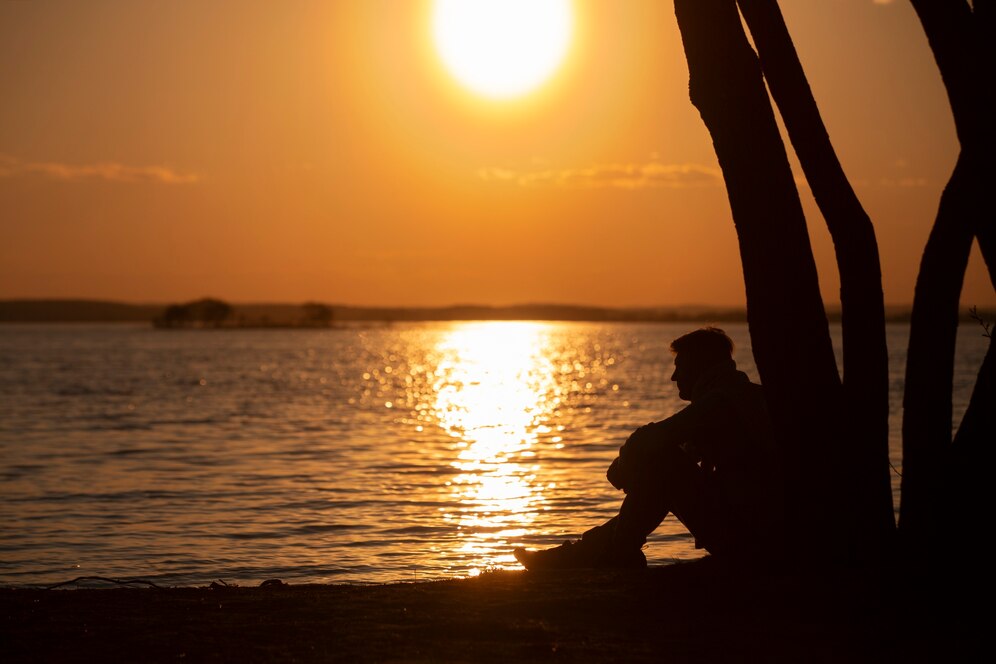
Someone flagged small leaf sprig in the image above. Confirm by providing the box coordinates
[969,305,992,339]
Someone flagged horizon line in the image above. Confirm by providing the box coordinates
[0,296,943,311]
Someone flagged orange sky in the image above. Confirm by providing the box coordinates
[1,0,992,307]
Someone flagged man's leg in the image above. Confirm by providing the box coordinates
[513,512,650,571]
[515,445,707,569]
[612,443,706,551]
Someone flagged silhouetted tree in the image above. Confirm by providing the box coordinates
[156,304,190,328]
[154,298,232,328]
[302,302,334,327]
[736,0,895,558]
[673,0,994,566]
[900,0,995,558]
[186,298,232,327]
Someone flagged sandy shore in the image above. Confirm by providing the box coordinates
[0,559,973,662]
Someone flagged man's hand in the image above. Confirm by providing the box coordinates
[606,455,628,491]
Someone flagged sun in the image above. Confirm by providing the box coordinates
[431,0,574,101]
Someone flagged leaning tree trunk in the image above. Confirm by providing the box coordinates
[673,0,846,558]
[950,333,994,557]
[900,155,976,550]
[737,0,895,558]
[901,0,995,556]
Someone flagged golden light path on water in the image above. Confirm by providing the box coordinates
[430,322,561,576]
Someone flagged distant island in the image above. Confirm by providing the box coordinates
[0,298,990,325]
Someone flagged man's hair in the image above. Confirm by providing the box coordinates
[669,327,735,364]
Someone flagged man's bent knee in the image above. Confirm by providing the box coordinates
[632,444,700,486]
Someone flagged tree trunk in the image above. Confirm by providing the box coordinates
[950,335,994,552]
[901,1,995,553]
[908,2,987,146]
[737,0,895,557]
[899,155,975,547]
[907,1,995,283]
[952,334,995,451]
[673,0,845,558]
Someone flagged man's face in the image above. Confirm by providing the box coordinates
[670,353,698,401]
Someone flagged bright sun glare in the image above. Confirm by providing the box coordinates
[431,0,574,100]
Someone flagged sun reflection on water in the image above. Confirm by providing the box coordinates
[431,322,558,572]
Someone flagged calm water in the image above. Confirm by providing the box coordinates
[0,322,987,587]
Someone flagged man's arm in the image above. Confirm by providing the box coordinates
[607,397,720,491]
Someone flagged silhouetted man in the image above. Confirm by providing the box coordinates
[514,327,780,570]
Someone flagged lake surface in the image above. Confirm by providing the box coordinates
[0,322,987,587]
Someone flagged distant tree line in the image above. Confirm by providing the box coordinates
[155,298,232,328]
[152,298,334,329]
[0,300,162,322]
[2,299,992,324]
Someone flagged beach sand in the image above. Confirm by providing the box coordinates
[0,558,968,662]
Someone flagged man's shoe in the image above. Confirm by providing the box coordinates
[513,541,647,571]
[514,541,588,570]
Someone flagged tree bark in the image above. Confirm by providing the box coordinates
[908,0,995,283]
[900,1,995,552]
[673,0,845,557]
[951,335,994,529]
[908,1,985,146]
[899,155,975,546]
[737,0,895,556]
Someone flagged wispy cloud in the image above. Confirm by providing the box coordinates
[478,161,722,190]
[0,155,199,184]
[878,177,928,188]
[872,0,896,5]
[874,157,926,187]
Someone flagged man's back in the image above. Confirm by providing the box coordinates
[620,364,779,557]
